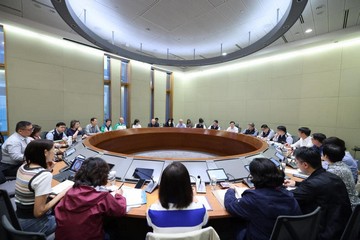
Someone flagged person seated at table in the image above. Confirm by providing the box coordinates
[208,120,221,130]
[225,158,301,240]
[132,119,142,128]
[147,162,208,233]
[242,123,258,136]
[100,119,113,132]
[284,147,351,240]
[272,125,293,144]
[258,124,275,140]
[175,119,186,128]
[322,144,360,209]
[164,118,175,127]
[226,121,239,133]
[29,124,42,141]
[55,157,126,240]
[46,122,68,141]
[85,117,101,135]
[67,120,86,140]
[311,133,326,155]
[148,118,159,127]
[322,137,358,184]
[15,140,70,236]
[286,127,313,149]
[0,121,32,177]
[194,118,206,129]
[186,119,193,128]
[114,117,127,130]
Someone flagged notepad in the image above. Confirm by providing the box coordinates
[195,195,212,211]
[51,180,74,195]
[111,186,146,206]
[212,187,248,208]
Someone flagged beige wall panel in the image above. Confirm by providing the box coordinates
[7,87,64,132]
[172,74,185,121]
[110,58,121,121]
[272,56,304,78]
[246,77,272,100]
[339,68,360,97]
[334,128,360,153]
[63,92,103,125]
[341,45,360,69]
[62,46,103,74]
[269,99,301,125]
[63,68,103,94]
[271,75,302,99]
[5,29,63,66]
[6,57,63,89]
[336,97,360,128]
[245,99,271,125]
[302,48,341,74]
[301,71,340,98]
[299,98,338,127]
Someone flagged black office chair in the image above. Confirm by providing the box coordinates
[2,215,46,240]
[269,206,321,240]
[291,135,299,143]
[340,204,360,240]
[0,189,22,239]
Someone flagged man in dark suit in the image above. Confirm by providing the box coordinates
[147,118,159,127]
[284,147,351,240]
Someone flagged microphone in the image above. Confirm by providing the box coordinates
[196,175,206,193]
[134,169,158,193]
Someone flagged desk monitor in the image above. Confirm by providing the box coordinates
[180,161,209,183]
[101,155,133,181]
[262,146,277,158]
[214,157,251,181]
[65,146,97,164]
[124,159,165,183]
[206,168,228,182]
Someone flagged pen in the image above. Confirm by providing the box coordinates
[118,182,125,189]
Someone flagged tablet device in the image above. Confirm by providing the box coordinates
[206,168,228,182]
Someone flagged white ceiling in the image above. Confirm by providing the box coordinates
[0,0,360,61]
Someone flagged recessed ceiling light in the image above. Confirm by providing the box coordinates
[305,28,313,33]
[222,52,227,56]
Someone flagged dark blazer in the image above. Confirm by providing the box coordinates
[292,168,351,240]
[225,187,301,240]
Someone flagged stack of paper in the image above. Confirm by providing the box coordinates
[51,180,74,195]
[195,195,212,211]
[212,187,248,207]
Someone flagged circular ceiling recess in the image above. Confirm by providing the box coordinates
[51,0,308,66]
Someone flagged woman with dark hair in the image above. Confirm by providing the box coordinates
[186,119,193,128]
[15,140,69,236]
[132,119,142,128]
[164,118,174,127]
[224,158,301,240]
[29,124,42,141]
[66,120,86,140]
[55,157,126,240]
[147,162,208,233]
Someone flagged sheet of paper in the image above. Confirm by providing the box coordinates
[51,180,74,195]
[195,195,212,211]
[118,186,146,206]
[212,187,248,208]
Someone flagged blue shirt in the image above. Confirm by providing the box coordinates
[225,187,301,240]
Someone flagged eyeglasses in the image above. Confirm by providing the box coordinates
[247,174,253,181]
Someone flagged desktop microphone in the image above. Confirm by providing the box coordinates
[196,175,206,193]
[134,169,158,193]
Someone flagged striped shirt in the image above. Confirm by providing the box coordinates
[15,164,52,218]
[147,201,208,233]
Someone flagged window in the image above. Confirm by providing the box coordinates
[0,26,8,136]
[120,61,129,125]
[103,56,111,121]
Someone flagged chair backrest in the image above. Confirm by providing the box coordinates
[146,226,220,240]
[0,189,21,239]
[292,135,299,143]
[40,131,48,140]
[269,206,321,240]
[340,204,360,240]
[2,215,46,240]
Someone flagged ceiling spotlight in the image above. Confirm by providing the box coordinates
[305,28,313,33]
[222,52,227,56]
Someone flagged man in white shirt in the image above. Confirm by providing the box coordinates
[0,121,32,177]
[175,119,186,128]
[85,117,101,135]
[288,127,313,149]
[226,121,239,133]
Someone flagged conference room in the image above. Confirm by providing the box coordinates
[0,0,360,239]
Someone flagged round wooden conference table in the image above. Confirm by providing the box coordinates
[52,128,301,219]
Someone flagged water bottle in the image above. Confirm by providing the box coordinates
[210,177,217,191]
[67,137,72,146]
[108,171,116,187]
